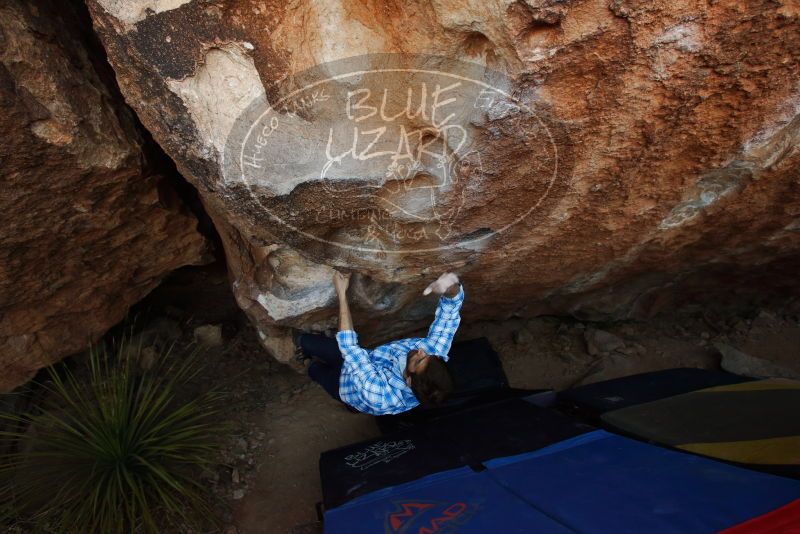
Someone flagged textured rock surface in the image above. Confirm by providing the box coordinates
[0,0,208,390]
[715,342,799,379]
[86,0,800,362]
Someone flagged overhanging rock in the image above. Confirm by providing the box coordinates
[85,0,800,362]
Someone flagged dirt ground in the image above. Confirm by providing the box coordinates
[86,266,800,534]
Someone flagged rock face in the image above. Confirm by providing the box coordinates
[0,0,208,390]
[715,342,799,380]
[86,0,800,362]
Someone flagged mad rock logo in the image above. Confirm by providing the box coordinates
[223,54,562,255]
[384,500,477,533]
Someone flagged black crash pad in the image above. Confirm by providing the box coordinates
[557,367,753,420]
[320,396,594,510]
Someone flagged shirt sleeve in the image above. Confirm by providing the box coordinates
[336,330,371,364]
[336,330,406,414]
[418,285,464,360]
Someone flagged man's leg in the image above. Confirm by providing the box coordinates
[307,361,343,402]
[297,333,343,367]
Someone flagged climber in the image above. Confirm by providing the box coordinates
[295,271,464,415]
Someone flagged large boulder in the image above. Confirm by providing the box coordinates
[0,0,208,390]
[86,0,800,361]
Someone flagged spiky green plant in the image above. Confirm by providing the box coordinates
[0,336,231,533]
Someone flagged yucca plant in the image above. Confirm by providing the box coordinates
[0,335,231,533]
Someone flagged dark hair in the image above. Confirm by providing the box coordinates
[408,355,454,406]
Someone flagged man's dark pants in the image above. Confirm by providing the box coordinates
[299,333,344,402]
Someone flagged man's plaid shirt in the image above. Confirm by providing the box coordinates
[336,286,464,415]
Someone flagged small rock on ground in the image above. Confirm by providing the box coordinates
[584,328,626,356]
[715,342,799,379]
[194,324,224,347]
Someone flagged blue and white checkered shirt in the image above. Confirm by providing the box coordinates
[336,286,465,415]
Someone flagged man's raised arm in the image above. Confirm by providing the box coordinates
[332,271,405,413]
[334,271,354,331]
[333,271,370,364]
[419,272,464,359]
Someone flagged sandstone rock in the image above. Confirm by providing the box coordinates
[0,0,208,390]
[512,327,533,346]
[715,342,799,379]
[618,342,646,358]
[194,323,224,347]
[750,309,782,331]
[584,328,626,356]
[85,0,800,363]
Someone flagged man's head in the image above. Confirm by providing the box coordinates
[404,349,454,406]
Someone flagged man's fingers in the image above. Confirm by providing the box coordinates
[442,272,458,286]
[423,273,460,295]
[424,280,445,295]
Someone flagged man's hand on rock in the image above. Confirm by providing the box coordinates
[423,272,460,298]
[333,271,351,297]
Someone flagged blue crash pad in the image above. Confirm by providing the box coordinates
[324,465,572,534]
[325,430,800,534]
